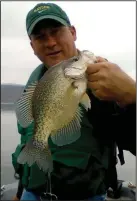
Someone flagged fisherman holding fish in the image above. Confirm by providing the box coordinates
[12,2,136,201]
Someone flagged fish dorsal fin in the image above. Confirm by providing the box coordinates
[15,81,38,128]
[51,107,83,146]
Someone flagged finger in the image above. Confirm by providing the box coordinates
[87,72,100,82]
[89,89,109,101]
[87,63,102,74]
[87,81,99,90]
[96,56,108,63]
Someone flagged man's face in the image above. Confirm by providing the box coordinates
[30,19,77,67]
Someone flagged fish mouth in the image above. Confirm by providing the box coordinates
[47,50,61,56]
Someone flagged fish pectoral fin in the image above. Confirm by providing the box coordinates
[80,93,91,110]
[15,81,37,128]
[17,139,53,173]
[51,107,83,146]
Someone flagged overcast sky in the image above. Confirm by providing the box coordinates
[1,1,136,84]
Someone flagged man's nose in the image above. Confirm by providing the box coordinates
[44,35,57,48]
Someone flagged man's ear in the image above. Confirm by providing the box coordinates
[69,26,77,41]
[30,41,33,49]
[30,41,36,55]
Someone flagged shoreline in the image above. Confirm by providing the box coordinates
[1,103,15,111]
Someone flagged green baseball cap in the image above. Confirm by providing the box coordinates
[26,3,71,36]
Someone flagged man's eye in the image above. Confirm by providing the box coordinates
[35,34,44,40]
[74,57,79,62]
[51,28,60,35]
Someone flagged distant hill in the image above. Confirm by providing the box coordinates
[1,84,25,104]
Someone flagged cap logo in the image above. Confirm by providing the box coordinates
[34,5,50,13]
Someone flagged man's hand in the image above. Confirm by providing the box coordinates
[87,57,136,106]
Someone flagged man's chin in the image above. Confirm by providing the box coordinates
[45,58,65,68]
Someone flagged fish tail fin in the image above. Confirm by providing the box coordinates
[17,140,53,173]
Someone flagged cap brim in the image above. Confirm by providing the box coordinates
[28,15,69,36]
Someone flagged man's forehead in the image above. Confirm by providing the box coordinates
[32,19,64,34]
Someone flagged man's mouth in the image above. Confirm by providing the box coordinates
[47,51,61,56]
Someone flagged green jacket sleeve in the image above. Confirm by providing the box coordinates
[17,122,34,144]
[12,64,47,181]
[16,63,46,143]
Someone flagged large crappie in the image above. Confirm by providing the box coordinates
[15,50,97,173]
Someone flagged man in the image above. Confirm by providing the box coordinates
[12,2,136,200]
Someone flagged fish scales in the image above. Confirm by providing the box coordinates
[15,50,97,173]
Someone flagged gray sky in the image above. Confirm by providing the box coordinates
[1,1,136,84]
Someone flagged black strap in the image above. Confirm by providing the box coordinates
[117,145,125,165]
[16,179,24,199]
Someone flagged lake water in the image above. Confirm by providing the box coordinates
[1,109,136,186]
